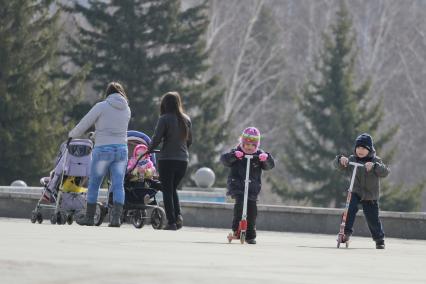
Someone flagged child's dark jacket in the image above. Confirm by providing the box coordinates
[220,147,275,201]
[334,154,390,200]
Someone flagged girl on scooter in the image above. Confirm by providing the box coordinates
[220,127,275,244]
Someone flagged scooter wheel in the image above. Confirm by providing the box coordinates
[227,233,233,243]
[240,232,246,244]
[336,234,343,248]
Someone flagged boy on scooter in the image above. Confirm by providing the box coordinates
[220,127,275,244]
[334,133,390,249]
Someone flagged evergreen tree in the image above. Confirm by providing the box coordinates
[64,0,225,184]
[0,0,80,185]
[277,2,398,207]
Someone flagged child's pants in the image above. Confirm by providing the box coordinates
[344,193,385,241]
[232,195,257,240]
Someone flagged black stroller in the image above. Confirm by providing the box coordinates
[96,130,166,229]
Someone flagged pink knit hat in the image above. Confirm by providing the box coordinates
[240,127,261,149]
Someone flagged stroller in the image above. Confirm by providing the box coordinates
[96,130,167,229]
[30,138,101,225]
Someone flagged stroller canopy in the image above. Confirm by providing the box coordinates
[127,130,151,145]
[127,130,156,164]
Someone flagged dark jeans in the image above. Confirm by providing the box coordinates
[158,160,187,225]
[232,195,257,240]
[345,193,385,241]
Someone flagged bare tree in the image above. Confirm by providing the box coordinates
[195,0,426,206]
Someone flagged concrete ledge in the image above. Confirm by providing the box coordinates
[181,201,426,240]
[1,186,425,239]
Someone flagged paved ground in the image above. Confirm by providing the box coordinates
[1,218,425,284]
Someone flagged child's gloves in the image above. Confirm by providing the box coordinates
[259,153,268,162]
[234,150,244,159]
[339,156,349,167]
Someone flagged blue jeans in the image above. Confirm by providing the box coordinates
[87,144,128,204]
[344,193,385,241]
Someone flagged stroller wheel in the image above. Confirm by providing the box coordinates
[151,207,166,230]
[94,203,105,226]
[36,213,43,224]
[50,214,57,224]
[121,210,127,224]
[30,211,38,224]
[131,209,146,229]
[57,212,67,225]
[67,214,73,225]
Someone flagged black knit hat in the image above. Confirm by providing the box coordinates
[355,133,375,153]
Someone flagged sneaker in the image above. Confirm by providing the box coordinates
[376,240,385,249]
[246,239,256,245]
[176,215,183,230]
[163,223,177,231]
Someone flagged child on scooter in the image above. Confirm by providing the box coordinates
[334,133,390,249]
[220,127,275,244]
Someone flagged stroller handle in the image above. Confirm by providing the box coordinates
[66,137,72,147]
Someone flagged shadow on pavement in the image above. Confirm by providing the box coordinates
[296,245,374,250]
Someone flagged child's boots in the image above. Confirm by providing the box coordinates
[375,239,385,249]
[342,233,351,243]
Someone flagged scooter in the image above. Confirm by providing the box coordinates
[336,161,364,248]
[227,154,254,244]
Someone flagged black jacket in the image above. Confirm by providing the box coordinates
[220,146,275,201]
[149,113,192,162]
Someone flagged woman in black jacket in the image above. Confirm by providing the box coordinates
[148,92,192,230]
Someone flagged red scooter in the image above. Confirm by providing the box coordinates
[336,161,364,248]
[227,154,254,244]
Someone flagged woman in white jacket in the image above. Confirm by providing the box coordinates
[69,82,131,227]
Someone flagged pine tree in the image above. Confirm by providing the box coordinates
[0,0,79,185]
[277,2,397,207]
[64,0,225,184]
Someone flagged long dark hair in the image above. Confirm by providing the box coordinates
[160,91,188,139]
[106,82,128,102]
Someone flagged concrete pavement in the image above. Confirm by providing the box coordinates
[0,218,425,284]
